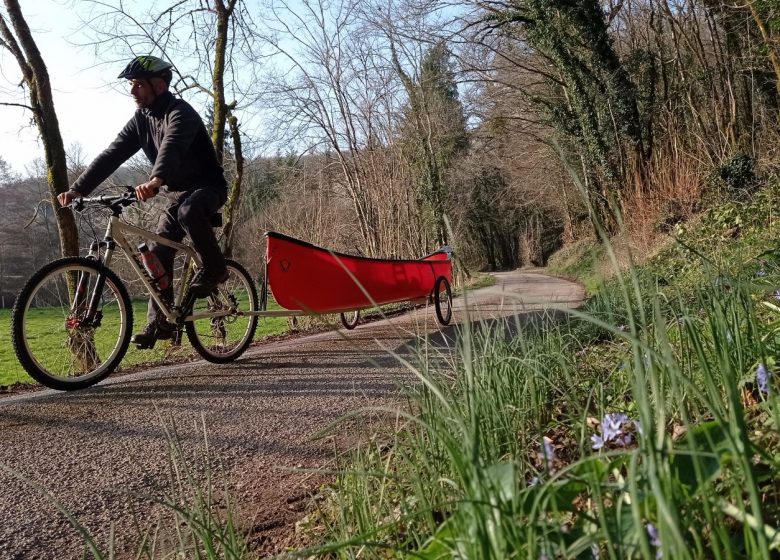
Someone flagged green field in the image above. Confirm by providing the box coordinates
[0,299,289,388]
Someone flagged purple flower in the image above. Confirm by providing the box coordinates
[757,269,768,278]
[542,436,555,470]
[773,290,780,301]
[646,523,662,557]
[602,413,628,440]
[592,413,637,450]
[757,363,771,395]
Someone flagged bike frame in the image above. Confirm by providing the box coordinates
[89,214,232,323]
[76,192,306,323]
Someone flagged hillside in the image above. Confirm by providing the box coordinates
[295,178,780,558]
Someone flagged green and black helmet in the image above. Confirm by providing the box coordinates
[118,55,173,84]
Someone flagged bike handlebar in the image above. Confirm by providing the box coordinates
[73,191,136,211]
[71,185,159,211]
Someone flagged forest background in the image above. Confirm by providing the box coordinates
[2,0,778,306]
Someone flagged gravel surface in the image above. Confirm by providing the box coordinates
[0,269,583,559]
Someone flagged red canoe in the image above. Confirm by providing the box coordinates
[265,231,453,313]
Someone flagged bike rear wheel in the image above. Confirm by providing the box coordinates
[185,259,259,363]
[11,257,133,390]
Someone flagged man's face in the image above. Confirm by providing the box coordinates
[129,78,165,108]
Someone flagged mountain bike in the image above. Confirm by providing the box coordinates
[11,188,259,391]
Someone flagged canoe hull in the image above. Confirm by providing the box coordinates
[265,231,452,313]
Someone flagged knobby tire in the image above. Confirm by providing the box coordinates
[11,257,133,391]
[185,259,258,363]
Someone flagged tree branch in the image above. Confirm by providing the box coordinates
[0,101,35,111]
[0,12,31,82]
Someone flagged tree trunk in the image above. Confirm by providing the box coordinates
[210,0,235,164]
[209,0,247,261]
[748,1,780,99]
[1,0,79,257]
[221,113,243,258]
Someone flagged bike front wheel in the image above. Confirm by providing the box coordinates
[11,257,133,390]
[185,259,259,363]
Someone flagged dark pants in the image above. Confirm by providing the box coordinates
[148,187,227,324]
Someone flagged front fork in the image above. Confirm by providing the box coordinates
[76,233,205,332]
[73,239,117,327]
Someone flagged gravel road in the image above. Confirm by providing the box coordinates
[0,269,583,559]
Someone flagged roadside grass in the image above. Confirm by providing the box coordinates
[457,271,496,292]
[300,183,780,557]
[306,274,780,557]
[547,236,606,293]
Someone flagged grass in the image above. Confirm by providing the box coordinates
[547,236,606,293]
[0,299,289,388]
[0,308,17,384]
[2,272,494,389]
[297,181,780,558]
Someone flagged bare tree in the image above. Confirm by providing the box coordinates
[259,0,427,256]
[0,0,79,257]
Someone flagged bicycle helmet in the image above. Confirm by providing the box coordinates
[118,55,173,84]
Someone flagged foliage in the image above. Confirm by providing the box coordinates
[241,154,300,215]
[396,41,469,248]
[0,177,63,307]
[482,0,645,232]
[7,0,780,274]
[454,163,519,270]
[648,174,780,298]
[708,153,759,202]
[302,177,780,558]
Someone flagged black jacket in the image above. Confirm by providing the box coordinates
[71,91,226,195]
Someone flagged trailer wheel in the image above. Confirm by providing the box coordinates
[434,276,452,326]
[340,310,360,330]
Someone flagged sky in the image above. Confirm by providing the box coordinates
[0,1,160,175]
[0,0,464,177]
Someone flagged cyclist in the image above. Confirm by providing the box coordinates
[57,55,229,349]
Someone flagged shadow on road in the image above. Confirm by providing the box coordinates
[391,306,572,355]
[0,302,578,442]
